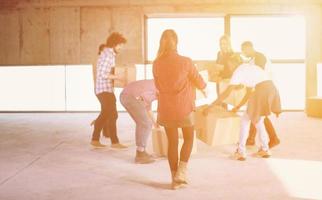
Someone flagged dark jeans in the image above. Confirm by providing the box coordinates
[164,126,194,171]
[92,92,119,144]
[248,117,278,142]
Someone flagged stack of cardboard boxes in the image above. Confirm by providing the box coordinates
[151,127,197,157]
[195,105,240,146]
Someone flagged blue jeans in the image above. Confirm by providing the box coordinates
[120,93,152,149]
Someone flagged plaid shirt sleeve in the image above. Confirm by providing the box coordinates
[97,50,114,80]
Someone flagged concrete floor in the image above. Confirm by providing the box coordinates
[0,112,322,200]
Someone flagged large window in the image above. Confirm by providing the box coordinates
[230,15,306,110]
[0,65,142,112]
[0,66,66,111]
[230,16,306,60]
[147,17,224,61]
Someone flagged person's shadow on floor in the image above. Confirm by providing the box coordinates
[124,177,171,190]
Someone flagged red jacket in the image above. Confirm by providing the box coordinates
[153,51,206,121]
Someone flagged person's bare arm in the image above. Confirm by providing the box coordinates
[203,85,235,115]
[212,85,235,106]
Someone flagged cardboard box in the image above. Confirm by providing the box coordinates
[306,97,322,118]
[219,79,246,106]
[195,105,240,146]
[113,67,136,88]
[152,127,197,157]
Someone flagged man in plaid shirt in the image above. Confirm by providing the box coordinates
[91,32,128,149]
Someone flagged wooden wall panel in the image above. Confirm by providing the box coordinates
[50,7,80,64]
[21,8,50,64]
[111,7,144,66]
[0,10,20,65]
[80,7,112,65]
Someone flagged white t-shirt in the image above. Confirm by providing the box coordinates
[230,63,270,88]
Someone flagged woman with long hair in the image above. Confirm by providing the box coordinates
[153,29,207,189]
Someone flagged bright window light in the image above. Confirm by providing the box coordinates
[266,158,322,199]
[66,65,126,112]
[231,16,306,60]
[270,63,305,110]
[0,66,65,111]
[65,65,100,111]
[147,17,224,61]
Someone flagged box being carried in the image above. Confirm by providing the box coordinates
[152,127,197,157]
[195,105,240,146]
[219,79,246,106]
[113,66,136,88]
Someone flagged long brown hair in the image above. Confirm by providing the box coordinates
[155,29,178,60]
[219,35,233,54]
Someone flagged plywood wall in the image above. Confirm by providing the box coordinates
[80,7,112,65]
[50,7,81,64]
[111,7,143,66]
[0,2,321,68]
[0,10,20,65]
[21,8,50,64]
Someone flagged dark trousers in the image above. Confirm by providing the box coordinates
[248,117,278,142]
[92,92,119,144]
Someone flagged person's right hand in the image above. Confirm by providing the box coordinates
[202,106,210,116]
[116,72,126,81]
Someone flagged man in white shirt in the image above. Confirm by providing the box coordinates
[205,61,281,161]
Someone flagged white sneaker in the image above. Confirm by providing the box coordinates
[232,150,246,161]
[256,149,271,158]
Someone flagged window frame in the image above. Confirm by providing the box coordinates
[144,14,307,111]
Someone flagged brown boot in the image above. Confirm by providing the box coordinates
[174,161,188,184]
[135,151,155,164]
[111,143,128,149]
[264,117,280,149]
[90,140,107,148]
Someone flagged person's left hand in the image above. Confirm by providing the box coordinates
[200,89,207,98]
[202,106,211,116]
[154,123,160,129]
[213,99,222,106]
[231,106,240,113]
